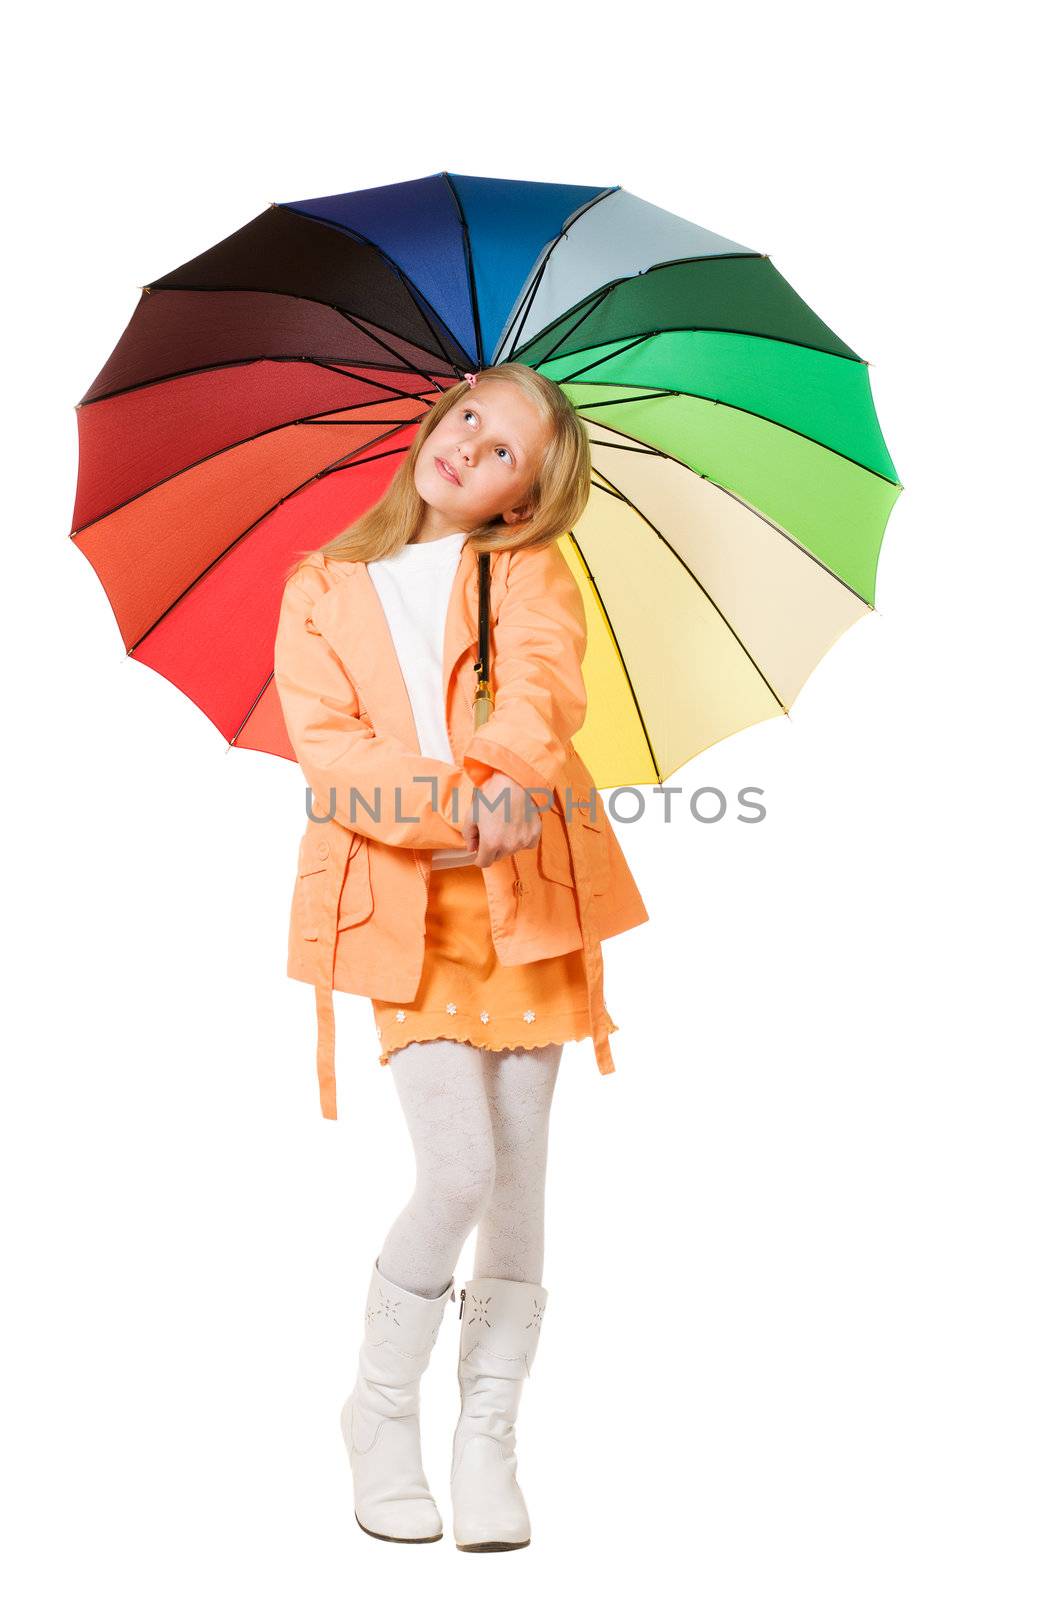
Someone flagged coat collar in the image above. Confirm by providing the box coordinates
[308,538,486,748]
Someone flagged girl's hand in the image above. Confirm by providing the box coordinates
[463,770,544,869]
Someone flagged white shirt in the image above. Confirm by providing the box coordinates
[366,531,478,870]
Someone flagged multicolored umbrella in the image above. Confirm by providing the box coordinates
[72,171,901,787]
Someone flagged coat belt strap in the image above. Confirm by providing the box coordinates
[313,859,344,1120]
[314,983,338,1120]
[565,809,615,1076]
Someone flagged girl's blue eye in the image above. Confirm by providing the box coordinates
[463,409,511,464]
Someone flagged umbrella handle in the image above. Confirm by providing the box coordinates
[472,550,494,727]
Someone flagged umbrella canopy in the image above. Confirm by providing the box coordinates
[72,171,901,787]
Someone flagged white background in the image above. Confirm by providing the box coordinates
[3,2,1059,1595]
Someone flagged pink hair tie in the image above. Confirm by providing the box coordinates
[463,371,478,386]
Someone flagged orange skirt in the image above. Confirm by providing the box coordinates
[371,862,617,1066]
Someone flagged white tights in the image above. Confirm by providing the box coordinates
[376,1036,562,1298]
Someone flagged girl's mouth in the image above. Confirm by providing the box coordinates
[435,456,461,486]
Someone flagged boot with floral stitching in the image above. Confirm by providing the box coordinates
[450,1276,548,1552]
[339,1256,453,1543]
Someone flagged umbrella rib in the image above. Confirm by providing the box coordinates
[274,203,472,378]
[549,323,877,412]
[583,437,669,460]
[314,441,413,480]
[499,252,554,365]
[512,254,760,369]
[121,420,415,657]
[563,523,663,786]
[495,186,621,364]
[527,281,622,371]
[299,361,446,402]
[530,316,869,371]
[550,331,659,386]
[119,279,468,402]
[586,461,789,716]
[573,384,900,487]
[441,174,485,371]
[330,304,464,391]
[77,347,453,413]
[227,667,280,750]
[585,422,880,609]
[511,251,863,369]
[70,389,432,535]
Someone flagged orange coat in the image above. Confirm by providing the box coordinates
[273,537,649,1119]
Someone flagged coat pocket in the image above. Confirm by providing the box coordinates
[295,828,373,939]
[337,832,373,930]
[537,806,574,887]
[295,831,330,941]
[573,787,609,895]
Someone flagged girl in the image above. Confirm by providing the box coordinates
[273,364,648,1552]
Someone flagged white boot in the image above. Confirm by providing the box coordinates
[339,1256,454,1543]
[450,1276,549,1552]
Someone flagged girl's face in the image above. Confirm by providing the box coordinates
[412,381,552,542]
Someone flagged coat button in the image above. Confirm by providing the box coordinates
[317,842,329,859]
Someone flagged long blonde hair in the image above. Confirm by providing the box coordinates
[282,363,590,580]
